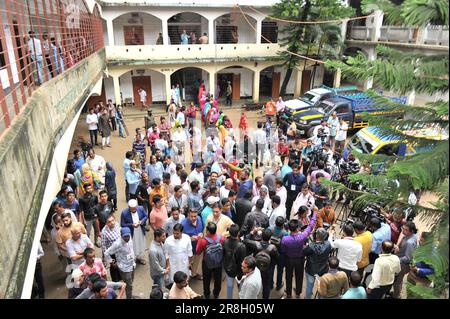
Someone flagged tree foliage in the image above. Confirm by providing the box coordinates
[324,0,449,298]
[271,0,355,95]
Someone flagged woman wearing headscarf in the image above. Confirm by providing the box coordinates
[80,163,101,195]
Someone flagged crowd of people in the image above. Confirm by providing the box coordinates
[33,81,432,300]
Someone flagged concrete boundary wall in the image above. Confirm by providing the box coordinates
[0,50,106,298]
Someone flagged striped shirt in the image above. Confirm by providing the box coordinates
[101,224,120,253]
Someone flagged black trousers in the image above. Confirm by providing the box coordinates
[109,254,121,282]
[261,264,275,299]
[286,191,297,220]
[226,95,232,106]
[285,256,305,297]
[202,261,222,298]
[110,117,117,131]
[32,260,45,298]
[368,284,392,299]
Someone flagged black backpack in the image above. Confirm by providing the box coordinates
[204,236,223,269]
[255,242,271,272]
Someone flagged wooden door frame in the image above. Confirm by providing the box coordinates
[232,73,240,100]
[271,72,281,98]
[132,76,152,106]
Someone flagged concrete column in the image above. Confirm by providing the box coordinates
[333,69,342,88]
[106,19,114,46]
[112,75,121,105]
[371,10,384,42]
[294,69,302,98]
[253,70,261,103]
[415,25,427,44]
[407,90,416,106]
[341,19,349,41]
[164,72,172,104]
[162,19,169,45]
[363,49,376,90]
[208,19,214,44]
[256,19,262,44]
[209,71,216,98]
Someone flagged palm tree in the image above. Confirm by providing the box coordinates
[325,0,449,298]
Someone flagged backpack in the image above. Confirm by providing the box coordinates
[204,236,223,269]
[270,231,284,248]
[255,242,271,272]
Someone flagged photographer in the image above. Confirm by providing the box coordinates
[312,120,330,146]
[301,139,314,174]
[380,205,407,244]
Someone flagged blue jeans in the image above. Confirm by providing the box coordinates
[33,55,44,84]
[152,275,164,290]
[305,272,315,299]
[226,274,235,299]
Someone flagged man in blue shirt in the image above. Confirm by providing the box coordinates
[283,164,306,220]
[181,209,204,279]
[236,169,253,199]
[341,271,367,299]
[369,218,392,263]
[73,149,85,172]
[180,30,190,45]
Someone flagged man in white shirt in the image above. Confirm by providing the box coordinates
[28,31,44,84]
[275,178,287,206]
[86,108,99,147]
[206,134,221,152]
[164,156,177,181]
[168,185,188,213]
[367,240,401,299]
[220,178,234,199]
[251,185,272,216]
[188,163,205,188]
[312,120,330,145]
[253,122,267,168]
[165,223,193,284]
[269,195,286,228]
[138,88,147,111]
[65,224,94,267]
[238,256,262,299]
[335,118,348,153]
[328,224,362,278]
[86,149,106,184]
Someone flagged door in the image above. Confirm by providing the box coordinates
[232,73,240,100]
[271,72,281,98]
[301,70,312,95]
[124,26,144,45]
[85,82,107,110]
[132,76,152,106]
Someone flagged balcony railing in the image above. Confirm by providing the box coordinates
[379,26,415,43]
[424,25,449,46]
[105,43,281,63]
[348,26,374,41]
[347,25,449,47]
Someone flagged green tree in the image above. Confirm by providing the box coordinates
[271,0,354,95]
[325,0,449,298]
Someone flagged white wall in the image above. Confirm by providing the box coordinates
[116,69,167,103]
[113,12,162,45]
[104,76,115,103]
[217,67,254,97]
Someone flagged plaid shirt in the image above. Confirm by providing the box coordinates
[101,224,120,253]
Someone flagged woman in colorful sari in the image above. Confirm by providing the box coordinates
[79,163,100,195]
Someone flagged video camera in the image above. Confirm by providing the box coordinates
[340,160,360,175]
[357,203,385,227]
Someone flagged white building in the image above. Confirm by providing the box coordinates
[92,0,449,107]
[99,0,330,106]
